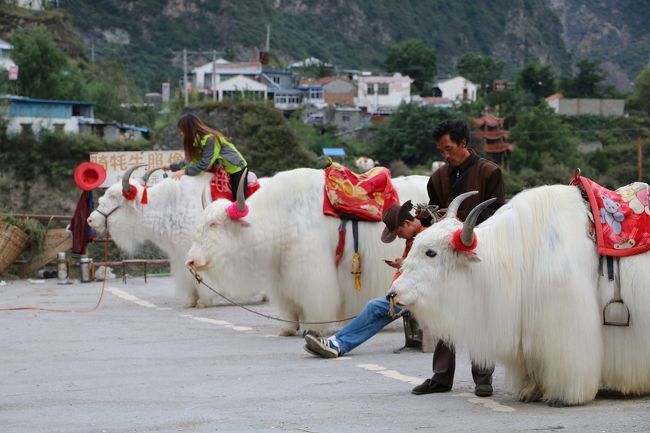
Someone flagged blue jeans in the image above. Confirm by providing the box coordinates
[333,297,401,355]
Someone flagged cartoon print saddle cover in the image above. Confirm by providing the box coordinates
[571,171,650,256]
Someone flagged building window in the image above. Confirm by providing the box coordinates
[273,76,280,84]
[310,88,322,99]
[367,84,375,95]
[342,114,350,122]
[378,83,389,95]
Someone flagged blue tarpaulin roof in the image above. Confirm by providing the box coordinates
[1,95,95,105]
[322,147,345,157]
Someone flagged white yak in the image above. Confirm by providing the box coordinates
[186,168,429,336]
[388,187,650,406]
[87,165,261,307]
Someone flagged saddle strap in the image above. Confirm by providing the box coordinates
[334,219,362,291]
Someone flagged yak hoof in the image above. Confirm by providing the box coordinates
[183,301,197,308]
[548,399,569,408]
[518,384,543,403]
[195,301,208,309]
[519,392,542,403]
[278,327,297,337]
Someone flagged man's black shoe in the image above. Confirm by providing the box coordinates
[411,378,452,395]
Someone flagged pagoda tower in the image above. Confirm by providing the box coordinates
[472,113,514,170]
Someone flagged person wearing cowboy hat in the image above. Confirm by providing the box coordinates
[303,200,425,359]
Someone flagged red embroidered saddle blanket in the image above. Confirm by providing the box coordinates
[571,173,650,257]
[323,162,399,221]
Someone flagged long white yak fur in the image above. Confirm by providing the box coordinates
[89,173,226,307]
[390,184,650,406]
[186,168,430,336]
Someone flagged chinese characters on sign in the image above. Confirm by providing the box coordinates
[90,150,185,188]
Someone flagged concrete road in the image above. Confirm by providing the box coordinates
[1,276,649,433]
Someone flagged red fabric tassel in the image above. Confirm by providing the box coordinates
[450,229,477,252]
[141,186,148,204]
[334,225,346,267]
[122,184,138,201]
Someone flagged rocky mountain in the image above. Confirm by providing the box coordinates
[3,0,649,91]
[547,0,650,89]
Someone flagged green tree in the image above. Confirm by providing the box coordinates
[10,26,86,100]
[509,105,579,175]
[85,45,149,124]
[561,59,607,98]
[631,65,650,113]
[456,52,505,96]
[384,39,437,95]
[516,61,557,100]
[372,103,462,166]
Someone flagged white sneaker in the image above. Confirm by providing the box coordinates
[304,334,340,358]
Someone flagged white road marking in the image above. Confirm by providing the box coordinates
[357,363,421,384]
[455,392,516,412]
[188,316,252,332]
[357,364,515,412]
[106,287,158,308]
[107,288,252,332]
[191,317,232,326]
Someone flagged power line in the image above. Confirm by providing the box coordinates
[509,127,649,134]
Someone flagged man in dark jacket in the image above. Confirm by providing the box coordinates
[412,119,506,398]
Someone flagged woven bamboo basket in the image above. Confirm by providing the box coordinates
[0,221,29,274]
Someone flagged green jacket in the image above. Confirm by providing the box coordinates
[171,134,247,176]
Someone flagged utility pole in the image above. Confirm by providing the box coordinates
[183,48,189,107]
[638,135,644,182]
[212,50,217,102]
[266,24,271,53]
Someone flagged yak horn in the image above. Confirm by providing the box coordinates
[122,164,147,196]
[143,166,163,187]
[460,198,497,247]
[235,167,248,212]
[201,184,209,210]
[445,191,478,220]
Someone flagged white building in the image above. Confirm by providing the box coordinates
[191,60,263,90]
[213,75,268,101]
[0,38,16,71]
[435,76,478,102]
[1,96,94,135]
[6,0,44,10]
[354,73,413,114]
[545,92,625,117]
